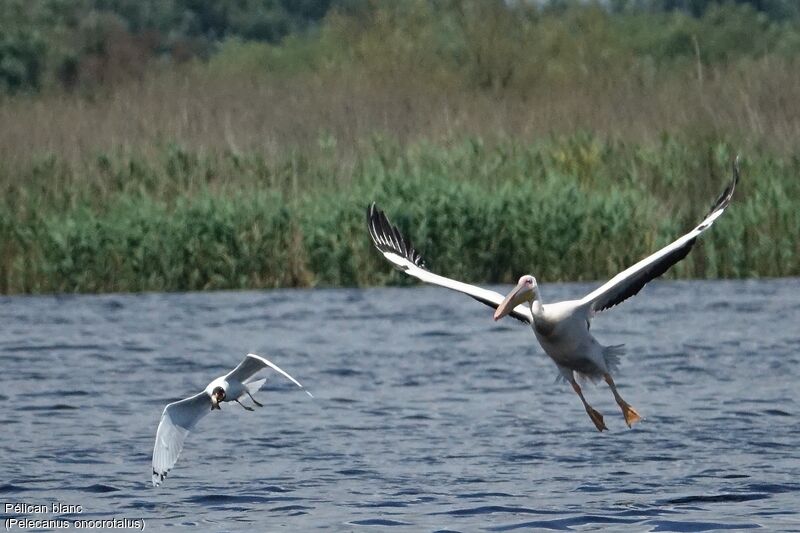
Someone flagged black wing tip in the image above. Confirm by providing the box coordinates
[152,468,168,486]
[696,155,740,230]
[709,155,740,214]
[725,154,740,202]
[731,154,741,193]
[366,203,427,269]
[592,158,739,313]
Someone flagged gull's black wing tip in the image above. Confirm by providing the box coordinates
[366,203,426,269]
[152,468,168,487]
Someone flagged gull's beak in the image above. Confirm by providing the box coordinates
[494,281,533,321]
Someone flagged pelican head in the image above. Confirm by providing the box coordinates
[494,275,537,321]
[210,386,226,410]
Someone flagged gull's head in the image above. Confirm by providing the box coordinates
[494,275,537,321]
[210,386,226,410]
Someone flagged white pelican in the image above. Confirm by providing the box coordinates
[367,158,739,431]
[151,353,312,486]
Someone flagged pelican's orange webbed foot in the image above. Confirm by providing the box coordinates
[586,407,607,432]
[603,373,642,429]
[619,402,642,428]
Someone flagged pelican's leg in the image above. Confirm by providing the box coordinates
[235,399,254,411]
[604,373,642,428]
[570,379,607,432]
[246,391,263,408]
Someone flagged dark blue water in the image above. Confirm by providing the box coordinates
[1,279,799,531]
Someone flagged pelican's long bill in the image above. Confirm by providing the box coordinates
[494,281,533,321]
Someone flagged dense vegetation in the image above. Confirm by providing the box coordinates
[1,1,798,293]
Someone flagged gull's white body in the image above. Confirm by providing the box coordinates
[367,158,739,429]
[151,353,311,486]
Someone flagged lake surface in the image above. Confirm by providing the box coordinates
[1,279,799,531]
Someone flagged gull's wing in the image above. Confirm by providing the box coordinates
[367,204,532,324]
[226,353,312,397]
[152,392,211,487]
[579,157,740,313]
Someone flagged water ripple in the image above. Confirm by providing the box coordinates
[0,281,797,530]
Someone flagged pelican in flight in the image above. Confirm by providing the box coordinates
[152,353,312,486]
[367,159,739,431]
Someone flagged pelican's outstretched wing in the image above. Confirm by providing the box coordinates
[152,392,211,486]
[580,157,740,313]
[367,204,532,324]
[226,353,312,397]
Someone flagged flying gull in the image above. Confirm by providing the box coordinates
[152,353,312,486]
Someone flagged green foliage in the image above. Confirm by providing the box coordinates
[4,1,800,94]
[1,2,799,293]
[0,0,333,93]
[624,0,800,19]
[0,2,47,92]
[0,30,45,92]
[23,192,308,292]
[0,135,797,294]
[283,1,800,99]
[206,34,326,76]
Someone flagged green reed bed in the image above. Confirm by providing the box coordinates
[0,135,797,294]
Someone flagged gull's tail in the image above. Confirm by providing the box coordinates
[244,378,267,395]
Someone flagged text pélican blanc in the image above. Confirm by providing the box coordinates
[4,503,144,530]
[6,503,82,514]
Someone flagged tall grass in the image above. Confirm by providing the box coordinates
[0,136,796,294]
[1,3,799,293]
[5,3,800,172]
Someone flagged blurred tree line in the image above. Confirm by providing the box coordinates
[0,0,335,92]
[614,0,800,18]
[1,0,799,94]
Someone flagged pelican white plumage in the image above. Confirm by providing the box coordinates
[367,158,739,431]
[151,353,312,486]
